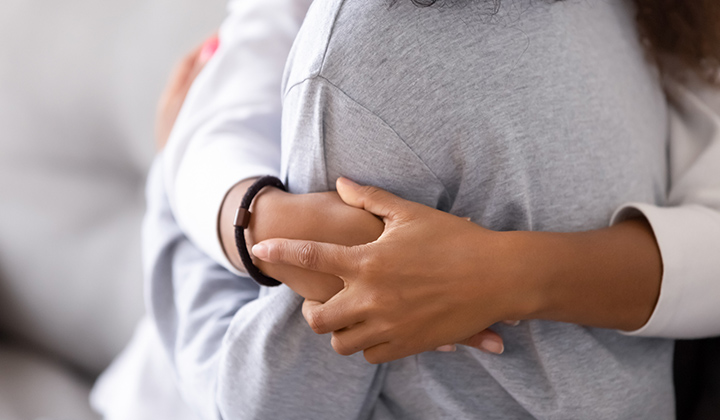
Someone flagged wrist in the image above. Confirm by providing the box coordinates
[494,230,552,322]
[245,185,293,265]
[218,179,291,271]
[504,230,573,322]
[249,190,382,301]
[506,221,661,331]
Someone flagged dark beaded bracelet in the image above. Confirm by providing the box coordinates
[233,176,287,287]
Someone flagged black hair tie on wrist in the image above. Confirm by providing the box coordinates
[234,175,287,287]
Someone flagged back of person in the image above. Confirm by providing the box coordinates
[281,0,672,417]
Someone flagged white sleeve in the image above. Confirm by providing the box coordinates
[145,155,380,420]
[612,76,720,338]
[163,0,312,274]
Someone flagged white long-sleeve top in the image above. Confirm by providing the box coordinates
[612,75,720,338]
[163,0,720,338]
[163,0,312,274]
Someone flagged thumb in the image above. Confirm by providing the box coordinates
[335,177,410,222]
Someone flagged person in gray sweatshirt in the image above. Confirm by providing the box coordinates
[278,0,670,417]
[149,0,694,418]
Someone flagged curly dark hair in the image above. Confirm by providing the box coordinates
[635,0,720,83]
[408,0,720,84]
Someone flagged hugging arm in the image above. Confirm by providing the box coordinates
[163,0,312,274]
[254,77,720,363]
[145,155,382,420]
[149,1,384,417]
[161,0,508,350]
[161,0,385,303]
[612,76,720,338]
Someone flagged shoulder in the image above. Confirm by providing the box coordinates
[282,0,344,93]
[283,0,419,94]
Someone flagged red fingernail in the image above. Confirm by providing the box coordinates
[199,36,219,63]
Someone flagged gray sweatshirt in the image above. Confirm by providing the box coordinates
[149,0,673,419]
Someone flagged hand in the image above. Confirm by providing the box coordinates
[155,35,219,150]
[252,178,531,363]
[239,183,509,355]
[246,187,385,302]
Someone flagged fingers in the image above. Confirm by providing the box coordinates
[180,35,218,86]
[301,298,365,335]
[335,178,412,222]
[330,323,387,356]
[171,35,217,95]
[438,324,517,354]
[435,344,457,352]
[457,329,505,355]
[362,341,406,364]
[252,239,360,277]
[198,35,219,64]
[155,34,219,150]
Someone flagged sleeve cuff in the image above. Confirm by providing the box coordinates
[611,203,720,338]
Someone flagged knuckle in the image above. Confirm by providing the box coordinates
[365,290,384,310]
[305,309,327,334]
[363,187,401,216]
[363,350,385,365]
[331,334,355,356]
[377,320,394,337]
[300,300,315,321]
[357,250,380,275]
[356,291,382,317]
[360,185,380,197]
[297,242,320,270]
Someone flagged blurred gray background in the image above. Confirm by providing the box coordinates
[0,0,225,418]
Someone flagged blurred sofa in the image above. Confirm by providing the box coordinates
[0,0,225,418]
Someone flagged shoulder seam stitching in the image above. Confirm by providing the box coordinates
[286,75,452,203]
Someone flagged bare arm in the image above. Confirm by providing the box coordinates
[251,178,663,363]
[218,181,385,302]
[517,218,661,332]
[148,37,382,418]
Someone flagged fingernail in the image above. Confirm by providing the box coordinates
[503,320,521,327]
[435,344,457,352]
[251,243,268,259]
[478,339,504,355]
[337,177,360,190]
[199,36,219,63]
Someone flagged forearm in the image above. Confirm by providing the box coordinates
[147,158,381,419]
[219,181,385,302]
[516,218,662,331]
